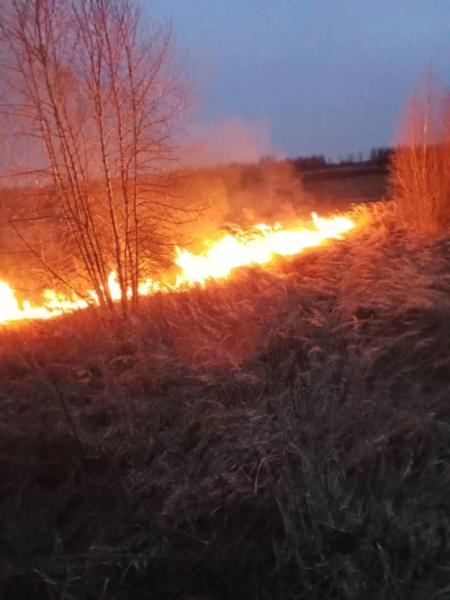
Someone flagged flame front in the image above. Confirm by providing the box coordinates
[0,281,89,323]
[0,212,354,324]
[175,212,354,285]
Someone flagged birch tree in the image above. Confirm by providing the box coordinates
[0,0,189,309]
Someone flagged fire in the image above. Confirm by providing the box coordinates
[0,281,88,323]
[175,212,354,285]
[0,212,354,324]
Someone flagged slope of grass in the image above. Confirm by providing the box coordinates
[1,204,450,599]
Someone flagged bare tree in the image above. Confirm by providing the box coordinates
[0,0,191,310]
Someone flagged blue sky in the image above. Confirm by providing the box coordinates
[151,1,450,162]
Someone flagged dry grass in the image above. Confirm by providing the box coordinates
[1,203,450,599]
[390,81,450,233]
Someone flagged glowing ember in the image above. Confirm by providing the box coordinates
[0,212,355,324]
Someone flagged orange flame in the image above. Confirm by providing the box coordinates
[0,281,89,323]
[0,212,354,324]
[175,212,354,285]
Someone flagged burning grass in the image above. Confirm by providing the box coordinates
[1,203,450,599]
[0,211,354,323]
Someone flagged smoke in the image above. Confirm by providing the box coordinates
[185,117,274,166]
[176,116,316,246]
[181,157,316,248]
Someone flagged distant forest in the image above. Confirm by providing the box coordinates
[264,146,393,173]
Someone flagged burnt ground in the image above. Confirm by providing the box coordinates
[1,203,450,599]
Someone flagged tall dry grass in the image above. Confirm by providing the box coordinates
[390,79,450,233]
[2,204,450,598]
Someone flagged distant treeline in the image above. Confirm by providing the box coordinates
[259,146,394,173]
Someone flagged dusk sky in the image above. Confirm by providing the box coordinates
[152,1,450,163]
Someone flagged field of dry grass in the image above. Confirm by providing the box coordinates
[1,202,450,599]
[302,167,388,211]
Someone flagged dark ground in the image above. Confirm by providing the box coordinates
[302,166,388,210]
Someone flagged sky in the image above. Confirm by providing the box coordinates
[151,1,450,162]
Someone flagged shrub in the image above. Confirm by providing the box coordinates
[390,78,450,233]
